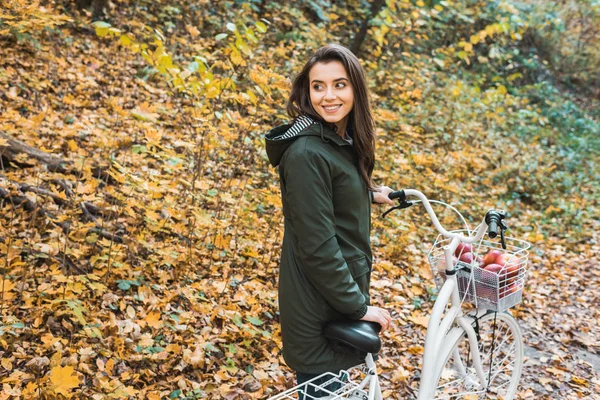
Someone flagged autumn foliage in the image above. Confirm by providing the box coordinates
[0,0,598,399]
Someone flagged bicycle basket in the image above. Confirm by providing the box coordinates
[427,231,531,312]
[268,369,366,400]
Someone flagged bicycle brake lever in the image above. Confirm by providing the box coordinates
[499,220,508,249]
[382,200,413,218]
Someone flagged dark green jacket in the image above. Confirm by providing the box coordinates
[265,115,372,374]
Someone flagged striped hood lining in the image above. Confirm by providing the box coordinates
[273,114,317,140]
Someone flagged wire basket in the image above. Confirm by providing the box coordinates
[428,231,531,312]
[269,369,367,400]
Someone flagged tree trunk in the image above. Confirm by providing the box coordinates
[76,0,108,21]
[92,0,108,21]
[350,0,386,56]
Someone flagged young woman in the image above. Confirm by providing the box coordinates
[265,44,394,397]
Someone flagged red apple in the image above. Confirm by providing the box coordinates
[459,252,475,264]
[496,253,517,267]
[500,282,520,298]
[482,250,502,266]
[482,263,504,286]
[455,242,473,257]
[500,264,520,285]
[484,263,503,273]
[497,254,520,282]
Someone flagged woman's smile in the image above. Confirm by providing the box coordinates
[322,104,342,113]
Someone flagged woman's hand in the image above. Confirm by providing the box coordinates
[361,306,392,332]
[372,186,395,206]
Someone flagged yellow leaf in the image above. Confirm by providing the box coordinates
[412,153,434,167]
[186,25,200,37]
[0,138,8,147]
[145,129,162,143]
[0,279,15,301]
[144,311,162,329]
[571,376,588,387]
[214,234,229,249]
[68,140,78,151]
[50,365,80,397]
[1,358,12,371]
[95,26,109,37]
[419,263,432,280]
[31,112,46,127]
[22,382,37,396]
[408,314,429,328]
[119,33,133,46]
[242,248,259,258]
[230,48,245,66]
[544,205,561,214]
[105,358,115,375]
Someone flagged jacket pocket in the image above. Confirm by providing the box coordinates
[346,256,371,298]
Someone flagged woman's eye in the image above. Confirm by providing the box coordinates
[313,85,323,90]
[336,82,346,88]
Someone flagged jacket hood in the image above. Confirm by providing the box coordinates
[264,115,348,167]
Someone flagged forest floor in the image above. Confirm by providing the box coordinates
[0,7,598,400]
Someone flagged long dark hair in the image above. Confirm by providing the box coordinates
[287,44,376,191]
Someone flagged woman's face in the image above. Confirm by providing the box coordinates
[309,60,354,133]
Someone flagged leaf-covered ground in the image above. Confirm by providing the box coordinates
[0,1,598,399]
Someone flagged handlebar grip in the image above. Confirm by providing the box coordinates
[488,220,499,238]
[388,190,405,201]
[485,210,505,239]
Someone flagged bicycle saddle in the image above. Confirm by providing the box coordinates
[323,320,381,354]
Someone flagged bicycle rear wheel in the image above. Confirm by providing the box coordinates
[434,311,523,399]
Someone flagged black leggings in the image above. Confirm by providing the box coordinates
[296,371,344,399]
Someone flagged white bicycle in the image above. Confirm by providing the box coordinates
[269,189,531,400]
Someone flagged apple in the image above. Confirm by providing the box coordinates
[496,253,517,267]
[454,243,473,257]
[459,252,475,264]
[500,282,520,299]
[481,263,504,287]
[482,250,502,266]
[496,254,520,282]
[499,266,519,285]
[483,263,503,274]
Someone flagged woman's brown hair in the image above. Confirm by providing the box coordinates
[287,44,376,191]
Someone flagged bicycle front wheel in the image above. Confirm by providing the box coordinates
[434,311,524,399]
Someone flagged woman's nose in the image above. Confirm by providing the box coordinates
[324,87,336,100]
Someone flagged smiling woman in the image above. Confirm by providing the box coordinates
[264,44,395,399]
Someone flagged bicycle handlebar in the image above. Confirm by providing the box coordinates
[387,189,507,246]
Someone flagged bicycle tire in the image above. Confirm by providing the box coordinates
[433,311,524,399]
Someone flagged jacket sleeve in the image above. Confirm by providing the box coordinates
[282,145,367,319]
